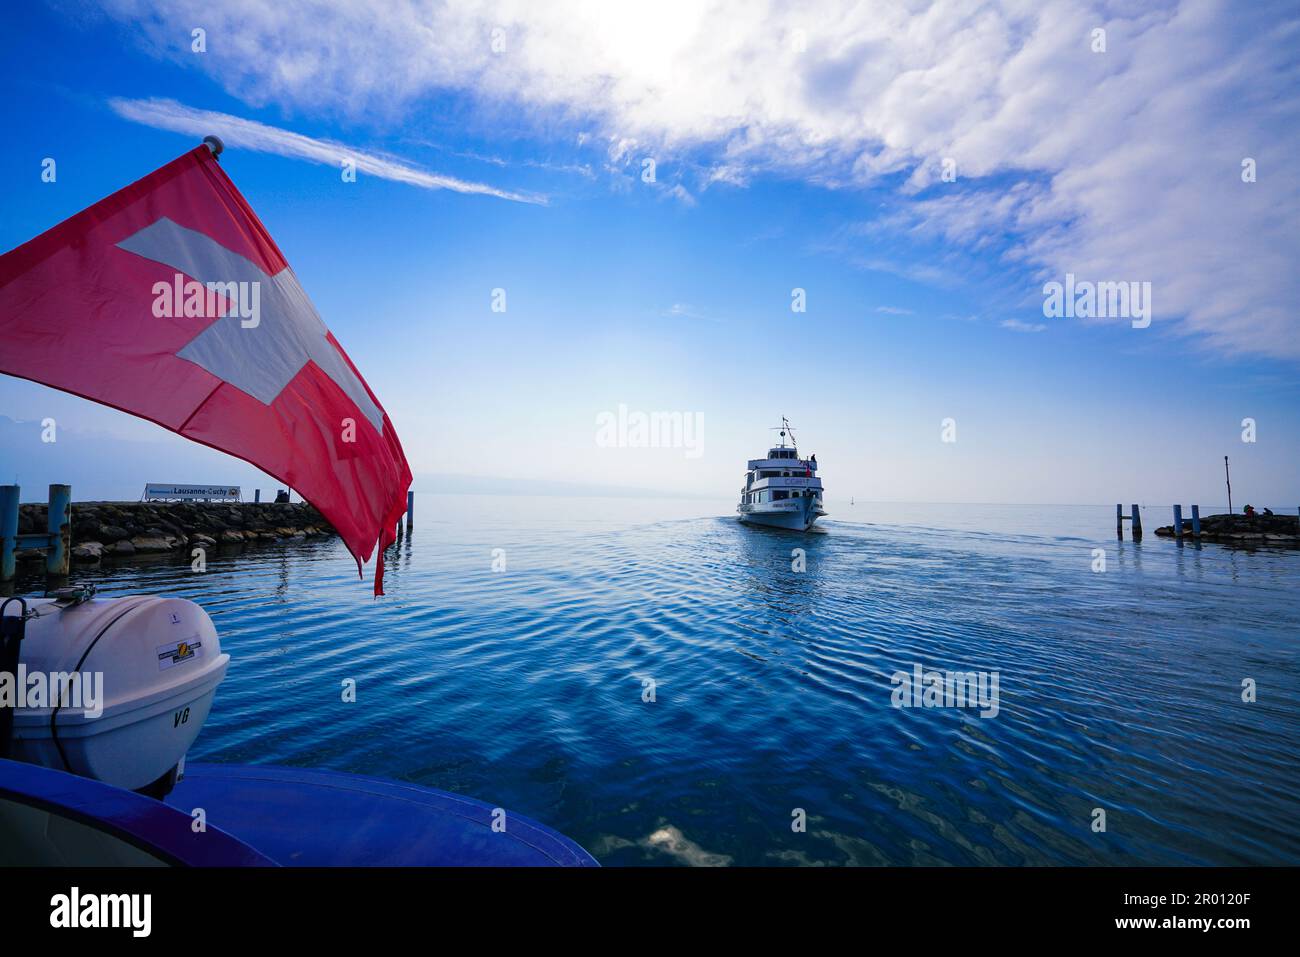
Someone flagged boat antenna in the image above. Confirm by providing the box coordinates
[770,416,797,449]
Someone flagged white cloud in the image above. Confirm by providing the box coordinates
[1001,319,1048,334]
[97,0,1300,359]
[666,183,697,207]
[108,97,545,204]
[704,165,750,189]
[662,303,722,323]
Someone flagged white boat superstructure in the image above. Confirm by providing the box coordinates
[736,417,826,531]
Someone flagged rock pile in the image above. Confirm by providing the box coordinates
[14,500,336,565]
[1153,511,1300,545]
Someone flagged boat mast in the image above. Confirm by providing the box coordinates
[770,415,797,450]
[764,413,795,455]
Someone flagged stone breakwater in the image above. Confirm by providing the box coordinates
[14,500,336,565]
[1153,511,1300,545]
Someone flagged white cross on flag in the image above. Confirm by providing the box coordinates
[0,144,412,594]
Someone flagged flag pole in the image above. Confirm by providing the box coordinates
[202,135,225,159]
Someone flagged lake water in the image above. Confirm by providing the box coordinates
[16,496,1300,865]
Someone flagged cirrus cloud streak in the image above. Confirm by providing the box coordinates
[108,96,546,205]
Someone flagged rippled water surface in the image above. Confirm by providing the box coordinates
[22,496,1300,865]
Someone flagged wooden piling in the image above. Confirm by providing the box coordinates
[1116,504,1142,540]
[46,484,71,579]
[1173,504,1183,542]
[2,485,73,582]
[0,486,18,583]
[1191,504,1202,538]
[405,490,414,532]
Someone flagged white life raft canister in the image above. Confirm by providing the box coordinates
[3,596,229,792]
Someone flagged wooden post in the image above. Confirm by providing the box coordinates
[0,486,18,583]
[1191,504,1202,538]
[1116,503,1123,540]
[405,490,414,532]
[1173,504,1183,542]
[46,484,71,579]
[254,489,261,503]
[1225,456,1233,514]
[1131,504,1142,541]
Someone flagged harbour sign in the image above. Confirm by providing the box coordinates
[143,484,241,503]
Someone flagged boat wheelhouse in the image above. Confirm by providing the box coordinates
[736,417,826,531]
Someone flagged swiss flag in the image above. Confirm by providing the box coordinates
[0,144,412,595]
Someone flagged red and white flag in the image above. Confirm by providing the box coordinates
[0,144,412,594]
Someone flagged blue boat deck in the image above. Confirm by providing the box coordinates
[0,758,597,866]
[167,763,598,866]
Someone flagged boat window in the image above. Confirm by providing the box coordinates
[0,795,173,865]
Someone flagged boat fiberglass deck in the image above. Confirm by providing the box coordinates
[0,758,597,866]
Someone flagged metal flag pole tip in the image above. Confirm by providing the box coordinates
[202,135,225,158]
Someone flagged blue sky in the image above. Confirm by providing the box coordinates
[1,1,1297,507]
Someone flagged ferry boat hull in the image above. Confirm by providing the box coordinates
[737,498,824,531]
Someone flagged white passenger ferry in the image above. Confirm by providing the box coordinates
[736,418,826,531]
